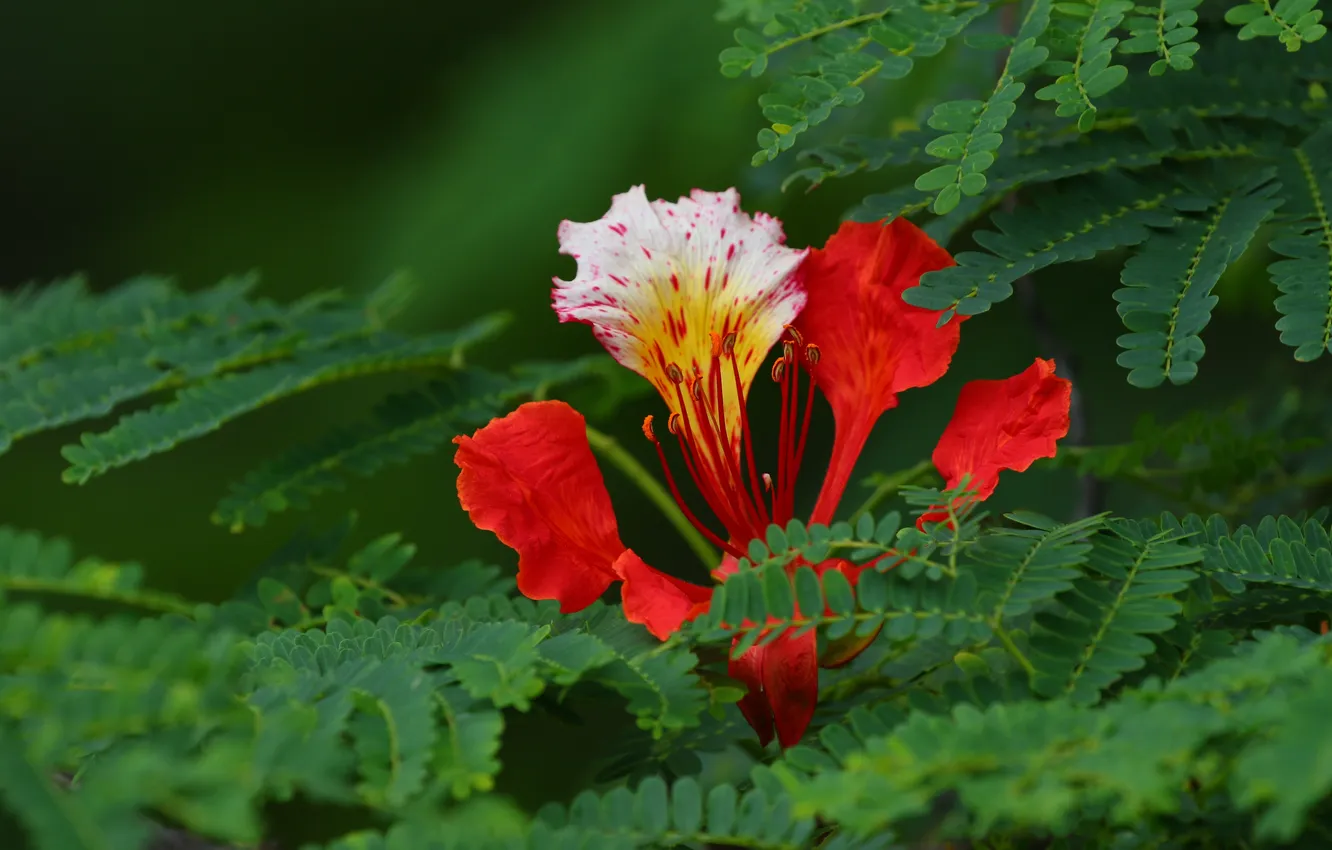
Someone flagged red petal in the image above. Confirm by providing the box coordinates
[729,629,818,749]
[928,357,1072,514]
[728,640,774,747]
[453,400,625,612]
[719,557,819,748]
[614,550,713,640]
[764,628,818,748]
[796,219,961,523]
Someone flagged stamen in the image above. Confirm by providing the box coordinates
[673,427,748,553]
[728,344,771,529]
[649,438,744,559]
[645,329,829,554]
[778,342,800,519]
[699,356,765,533]
[672,381,749,536]
[792,374,817,493]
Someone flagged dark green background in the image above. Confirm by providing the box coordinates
[0,0,1297,602]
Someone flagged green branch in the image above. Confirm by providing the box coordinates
[585,426,719,570]
[1,576,196,617]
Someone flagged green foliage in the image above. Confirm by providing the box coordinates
[913,0,1053,214]
[59,323,505,485]
[1272,127,1332,360]
[721,0,1332,384]
[8,3,1332,845]
[8,338,1332,850]
[782,629,1332,843]
[0,521,726,850]
[905,170,1194,319]
[1225,0,1327,50]
[719,0,990,165]
[531,777,826,849]
[1120,0,1203,75]
[1115,167,1284,387]
[1034,0,1134,131]
[1047,393,1331,519]
[12,481,1332,847]
[1025,517,1200,702]
[212,356,626,532]
[0,272,508,470]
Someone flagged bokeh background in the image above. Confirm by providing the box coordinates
[0,0,1301,606]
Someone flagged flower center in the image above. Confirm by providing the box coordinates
[642,325,821,559]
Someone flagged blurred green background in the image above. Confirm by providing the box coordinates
[0,0,1303,605]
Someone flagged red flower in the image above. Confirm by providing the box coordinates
[453,188,1072,749]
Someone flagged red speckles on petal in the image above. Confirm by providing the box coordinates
[609,222,627,236]
[552,185,807,446]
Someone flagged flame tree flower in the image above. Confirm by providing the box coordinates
[454,186,1072,748]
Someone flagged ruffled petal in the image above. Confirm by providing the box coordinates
[614,549,713,640]
[553,187,807,454]
[453,400,625,612]
[795,219,961,523]
[925,357,1072,522]
[729,630,818,749]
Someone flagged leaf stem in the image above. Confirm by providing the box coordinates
[309,565,410,607]
[585,426,719,570]
[1,576,196,617]
[994,624,1037,678]
[760,0,988,56]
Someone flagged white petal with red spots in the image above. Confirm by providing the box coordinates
[552,186,807,413]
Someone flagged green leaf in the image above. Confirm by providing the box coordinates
[60,315,509,484]
[1115,169,1283,386]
